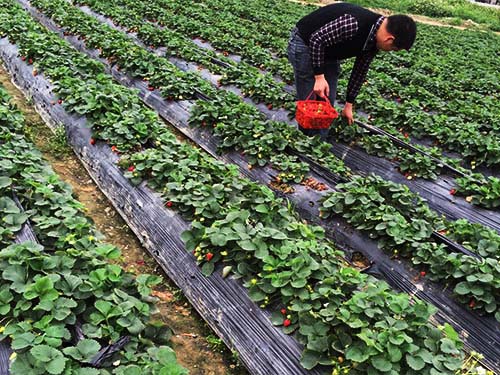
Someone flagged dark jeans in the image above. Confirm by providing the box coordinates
[287,27,341,139]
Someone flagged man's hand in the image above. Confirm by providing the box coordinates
[314,74,329,99]
[342,102,354,125]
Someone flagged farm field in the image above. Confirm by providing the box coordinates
[0,0,499,374]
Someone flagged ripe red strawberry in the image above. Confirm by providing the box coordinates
[166,201,173,208]
[283,319,291,327]
[403,133,409,138]
[420,271,426,277]
[28,58,33,64]
[267,103,273,110]
[201,121,207,127]
[128,165,135,172]
[449,189,457,195]
[148,86,155,91]
[469,299,475,308]
[136,260,145,266]
[280,308,287,315]
[89,138,96,145]
[206,252,214,261]
[57,99,63,105]
[111,145,118,153]
[21,56,26,61]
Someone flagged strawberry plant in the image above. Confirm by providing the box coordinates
[455,174,500,208]
[321,175,500,319]
[0,85,187,374]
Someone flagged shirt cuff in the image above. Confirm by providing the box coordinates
[313,66,326,75]
[346,94,356,104]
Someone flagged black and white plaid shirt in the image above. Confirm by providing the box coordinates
[310,15,385,103]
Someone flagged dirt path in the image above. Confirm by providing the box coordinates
[291,0,500,34]
[0,64,248,375]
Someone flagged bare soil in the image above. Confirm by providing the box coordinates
[0,64,248,375]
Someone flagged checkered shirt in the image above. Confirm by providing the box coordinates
[310,15,385,103]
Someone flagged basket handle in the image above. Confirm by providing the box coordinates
[305,90,332,105]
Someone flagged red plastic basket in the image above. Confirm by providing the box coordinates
[295,91,339,129]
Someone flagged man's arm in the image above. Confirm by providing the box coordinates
[346,50,377,103]
[342,50,377,124]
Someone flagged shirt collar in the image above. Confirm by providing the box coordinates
[363,16,385,51]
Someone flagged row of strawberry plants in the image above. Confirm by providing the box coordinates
[352,80,500,168]
[23,0,500,315]
[0,85,187,374]
[334,117,500,208]
[71,0,296,111]
[0,2,472,373]
[101,0,295,82]
[320,175,500,321]
[70,0,494,195]
[191,0,311,41]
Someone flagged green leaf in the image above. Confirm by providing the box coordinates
[387,344,402,362]
[201,262,214,276]
[95,300,112,316]
[345,345,370,363]
[248,287,266,302]
[254,204,268,213]
[442,323,459,343]
[291,278,307,288]
[11,332,36,350]
[345,194,356,205]
[0,176,12,189]
[156,346,178,364]
[389,334,405,346]
[406,354,425,370]
[29,345,66,374]
[453,282,470,295]
[63,339,100,362]
[237,240,256,251]
[371,355,392,372]
[300,349,321,370]
[440,338,460,355]
[46,355,66,375]
[31,345,56,363]
[210,233,228,246]
[94,244,121,259]
[72,369,100,375]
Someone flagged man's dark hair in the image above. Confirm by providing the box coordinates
[387,15,417,50]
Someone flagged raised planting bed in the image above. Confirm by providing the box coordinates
[2,0,500,374]
[0,2,500,374]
